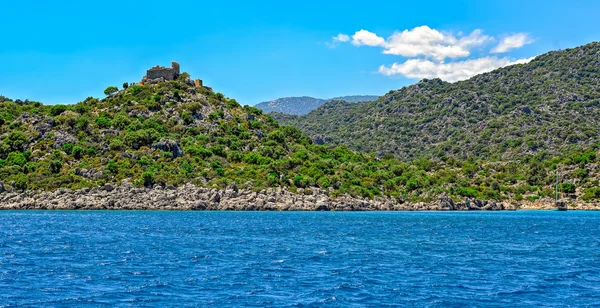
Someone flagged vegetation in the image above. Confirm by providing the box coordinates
[275,42,600,162]
[0,43,599,204]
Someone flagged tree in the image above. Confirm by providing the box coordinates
[122,82,129,89]
[104,86,119,96]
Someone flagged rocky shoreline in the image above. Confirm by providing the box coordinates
[1,182,598,211]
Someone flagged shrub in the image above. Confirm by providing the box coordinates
[76,117,90,130]
[49,160,62,174]
[62,143,74,153]
[95,117,113,128]
[13,174,28,191]
[72,146,85,159]
[109,139,125,151]
[185,146,212,159]
[125,129,160,149]
[6,152,26,166]
[113,114,131,129]
[5,131,29,152]
[293,175,309,188]
[560,182,576,194]
[50,104,68,116]
[107,161,118,174]
[141,171,155,187]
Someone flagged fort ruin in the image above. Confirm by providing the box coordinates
[142,62,206,90]
[145,61,180,81]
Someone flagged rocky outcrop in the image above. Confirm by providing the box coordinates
[1,183,596,211]
[151,139,184,158]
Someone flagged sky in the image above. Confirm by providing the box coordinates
[1,0,599,106]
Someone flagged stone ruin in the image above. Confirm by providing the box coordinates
[142,61,208,90]
[145,61,180,81]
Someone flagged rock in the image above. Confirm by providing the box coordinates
[439,195,455,210]
[0,182,4,193]
[51,131,78,149]
[0,182,593,211]
[151,139,184,158]
[315,203,331,211]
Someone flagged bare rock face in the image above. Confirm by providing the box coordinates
[50,131,78,149]
[0,185,590,211]
[151,139,184,158]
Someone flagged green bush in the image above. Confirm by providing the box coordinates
[560,182,576,194]
[49,104,68,116]
[49,160,62,174]
[141,171,155,187]
[95,117,113,128]
[72,146,85,159]
[109,139,125,151]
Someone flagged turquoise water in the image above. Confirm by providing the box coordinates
[1,211,600,307]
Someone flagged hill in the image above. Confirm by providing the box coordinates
[275,42,600,162]
[255,95,378,115]
[0,66,599,209]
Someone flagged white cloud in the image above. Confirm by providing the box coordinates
[350,26,492,61]
[378,56,535,82]
[352,30,386,47]
[491,33,533,53]
[332,26,536,82]
[333,33,350,43]
[327,33,351,48]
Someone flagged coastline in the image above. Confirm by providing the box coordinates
[2,182,598,211]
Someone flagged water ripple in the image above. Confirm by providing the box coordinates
[1,211,600,306]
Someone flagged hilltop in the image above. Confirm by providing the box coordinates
[275,42,600,161]
[255,95,379,115]
[0,61,599,209]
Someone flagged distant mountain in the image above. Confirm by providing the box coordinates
[255,95,379,115]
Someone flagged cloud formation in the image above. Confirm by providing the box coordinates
[351,30,386,47]
[333,26,535,82]
[379,57,535,82]
[491,33,534,53]
[350,26,491,61]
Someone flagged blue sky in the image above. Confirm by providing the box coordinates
[1,0,599,105]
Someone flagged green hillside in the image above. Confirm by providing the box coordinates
[275,42,600,161]
[1,64,599,205]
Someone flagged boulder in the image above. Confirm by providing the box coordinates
[151,139,184,158]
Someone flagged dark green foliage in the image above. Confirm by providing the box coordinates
[141,171,155,187]
[104,86,119,96]
[95,117,112,128]
[275,42,600,161]
[0,56,599,203]
[560,182,576,194]
[49,160,62,174]
[50,104,68,116]
[125,129,160,149]
[72,146,84,159]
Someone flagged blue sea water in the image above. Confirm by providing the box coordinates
[1,211,600,307]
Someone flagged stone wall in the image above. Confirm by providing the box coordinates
[146,61,180,80]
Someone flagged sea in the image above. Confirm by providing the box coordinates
[1,211,599,307]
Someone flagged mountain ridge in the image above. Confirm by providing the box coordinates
[255,95,379,115]
[275,41,600,161]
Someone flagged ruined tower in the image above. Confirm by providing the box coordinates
[145,61,180,81]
